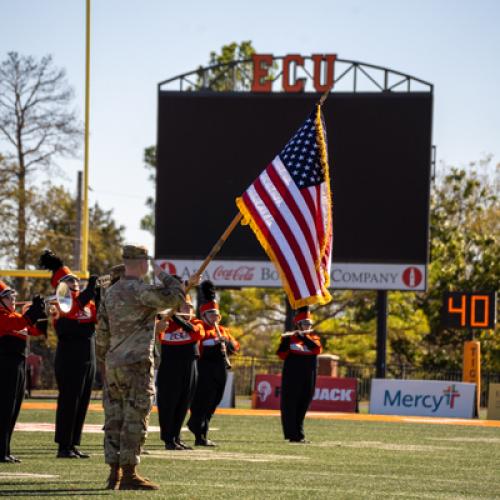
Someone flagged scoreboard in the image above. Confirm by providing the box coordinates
[442,291,497,329]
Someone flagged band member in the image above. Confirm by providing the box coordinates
[39,250,98,459]
[0,281,46,463]
[277,306,321,443]
[188,280,239,446]
[156,295,204,450]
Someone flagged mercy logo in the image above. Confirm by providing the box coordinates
[384,385,462,413]
[442,384,461,409]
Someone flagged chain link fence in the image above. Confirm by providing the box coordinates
[28,348,499,407]
[230,355,500,406]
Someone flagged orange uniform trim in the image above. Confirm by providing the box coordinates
[0,309,43,340]
[159,319,205,345]
[199,323,240,356]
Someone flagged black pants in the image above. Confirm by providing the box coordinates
[157,353,198,443]
[188,358,227,438]
[54,337,96,448]
[280,355,317,441]
[0,354,25,458]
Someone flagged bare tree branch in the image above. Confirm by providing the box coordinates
[0,52,82,290]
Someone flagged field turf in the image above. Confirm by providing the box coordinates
[1,404,499,499]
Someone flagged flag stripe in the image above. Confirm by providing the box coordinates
[236,105,332,308]
[254,174,318,295]
[301,187,319,236]
[241,191,303,300]
[259,168,321,290]
[312,184,325,246]
[268,159,320,265]
[265,164,321,276]
[273,157,324,269]
[246,183,310,298]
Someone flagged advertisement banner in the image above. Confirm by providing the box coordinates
[463,341,481,416]
[487,383,500,420]
[155,259,427,291]
[253,374,357,412]
[219,372,235,408]
[369,379,476,418]
[330,263,427,291]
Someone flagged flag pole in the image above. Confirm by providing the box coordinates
[186,212,243,290]
[80,0,91,278]
[318,83,335,106]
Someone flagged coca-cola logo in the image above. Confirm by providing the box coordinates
[213,265,255,281]
[402,267,423,288]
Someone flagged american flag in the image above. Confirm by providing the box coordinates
[236,105,332,308]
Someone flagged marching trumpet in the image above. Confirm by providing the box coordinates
[16,281,73,315]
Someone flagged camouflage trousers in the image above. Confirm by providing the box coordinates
[103,360,155,465]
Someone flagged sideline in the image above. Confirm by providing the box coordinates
[21,402,500,428]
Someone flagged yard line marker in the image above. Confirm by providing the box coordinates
[20,402,500,428]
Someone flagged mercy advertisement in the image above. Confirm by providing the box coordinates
[369,379,476,418]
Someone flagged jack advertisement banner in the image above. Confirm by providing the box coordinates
[253,374,357,412]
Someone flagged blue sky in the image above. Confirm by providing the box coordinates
[1,0,499,252]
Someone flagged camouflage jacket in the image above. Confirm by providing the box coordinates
[96,271,184,368]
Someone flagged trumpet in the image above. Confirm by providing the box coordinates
[16,281,73,315]
[281,329,314,338]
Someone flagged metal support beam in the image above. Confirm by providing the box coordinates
[285,298,294,331]
[376,290,388,378]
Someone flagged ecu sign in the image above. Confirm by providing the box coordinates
[251,53,337,93]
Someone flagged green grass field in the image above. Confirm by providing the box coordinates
[1,405,499,499]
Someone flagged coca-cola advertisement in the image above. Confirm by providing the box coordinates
[155,259,280,287]
[155,259,426,291]
[253,374,357,413]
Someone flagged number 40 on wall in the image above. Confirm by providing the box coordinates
[442,291,497,329]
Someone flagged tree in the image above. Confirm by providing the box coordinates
[420,162,500,371]
[1,182,125,298]
[0,154,12,221]
[217,288,287,357]
[0,52,81,291]
[194,41,256,91]
[139,146,156,234]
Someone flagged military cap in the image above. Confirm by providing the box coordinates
[122,244,151,260]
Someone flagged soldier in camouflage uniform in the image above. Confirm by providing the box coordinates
[96,245,186,491]
[98,264,126,412]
